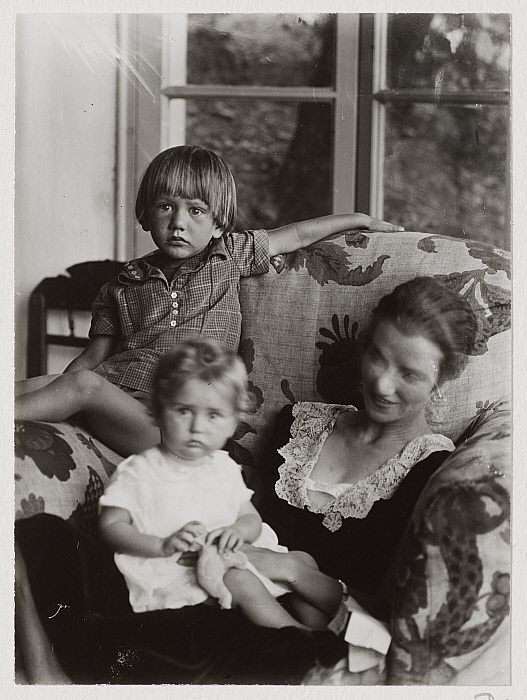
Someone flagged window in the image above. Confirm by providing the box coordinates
[120,13,510,258]
[363,13,510,249]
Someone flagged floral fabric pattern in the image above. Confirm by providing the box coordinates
[275,402,455,532]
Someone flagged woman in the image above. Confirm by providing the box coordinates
[15,276,477,683]
[242,276,478,618]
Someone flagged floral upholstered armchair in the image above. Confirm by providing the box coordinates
[15,230,511,685]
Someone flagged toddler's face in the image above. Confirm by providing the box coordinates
[146,193,223,265]
[159,378,238,462]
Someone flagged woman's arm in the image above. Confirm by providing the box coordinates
[63,334,116,373]
[268,213,404,257]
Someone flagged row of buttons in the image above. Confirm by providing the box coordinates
[170,292,179,327]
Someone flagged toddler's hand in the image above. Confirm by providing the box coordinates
[206,526,245,554]
[162,521,207,557]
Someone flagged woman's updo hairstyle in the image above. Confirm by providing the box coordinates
[152,339,251,420]
[368,276,478,385]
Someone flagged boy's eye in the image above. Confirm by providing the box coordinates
[157,203,172,212]
[189,207,203,216]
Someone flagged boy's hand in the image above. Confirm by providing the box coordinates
[351,214,404,232]
[162,521,207,557]
[206,526,245,554]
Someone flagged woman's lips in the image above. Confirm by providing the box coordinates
[369,394,398,408]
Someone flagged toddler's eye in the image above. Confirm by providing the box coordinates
[209,412,219,420]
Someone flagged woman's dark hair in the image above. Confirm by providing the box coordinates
[135,145,237,234]
[152,339,250,420]
[368,276,478,384]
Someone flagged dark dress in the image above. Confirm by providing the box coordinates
[15,513,317,684]
[256,404,452,612]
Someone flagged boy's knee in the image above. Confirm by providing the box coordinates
[66,369,104,396]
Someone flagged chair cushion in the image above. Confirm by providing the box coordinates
[15,420,120,537]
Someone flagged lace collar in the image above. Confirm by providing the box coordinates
[275,402,455,532]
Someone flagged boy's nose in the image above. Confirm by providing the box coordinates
[169,209,185,230]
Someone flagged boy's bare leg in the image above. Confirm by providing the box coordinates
[241,547,342,618]
[15,374,63,397]
[15,545,71,685]
[223,568,309,630]
[15,370,160,456]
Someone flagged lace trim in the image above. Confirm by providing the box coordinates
[275,402,455,532]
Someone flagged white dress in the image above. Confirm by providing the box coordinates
[99,445,288,612]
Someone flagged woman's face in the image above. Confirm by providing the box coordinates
[361,321,443,428]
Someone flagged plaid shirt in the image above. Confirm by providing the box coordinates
[90,230,269,393]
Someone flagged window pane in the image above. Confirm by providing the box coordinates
[186,13,335,87]
[386,13,510,91]
[383,102,509,249]
[184,99,333,229]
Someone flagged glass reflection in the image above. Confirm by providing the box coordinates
[185,99,333,230]
[187,14,335,88]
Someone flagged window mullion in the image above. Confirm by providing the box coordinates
[333,13,360,213]
[369,13,388,219]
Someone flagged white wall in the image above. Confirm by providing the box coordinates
[15,15,118,380]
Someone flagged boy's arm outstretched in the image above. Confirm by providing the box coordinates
[268,213,404,257]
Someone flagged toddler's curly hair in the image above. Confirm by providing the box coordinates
[152,339,251,419]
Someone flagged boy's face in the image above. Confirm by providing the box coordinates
[145,193,223,264]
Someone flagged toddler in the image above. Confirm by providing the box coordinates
[98,340,343,630]
[16,145,403,456]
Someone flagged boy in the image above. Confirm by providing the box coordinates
[16,145,403,456]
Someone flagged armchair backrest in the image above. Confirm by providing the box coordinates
[239,231,511,466]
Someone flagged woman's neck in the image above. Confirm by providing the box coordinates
[349,409,432,448]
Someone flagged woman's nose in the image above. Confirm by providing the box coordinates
[373,369,396,396]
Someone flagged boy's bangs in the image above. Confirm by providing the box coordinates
[158,160,234,232]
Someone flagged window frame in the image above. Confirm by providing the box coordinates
[116,13,510,259]
[359,13,511,224]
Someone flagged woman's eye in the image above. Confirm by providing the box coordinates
[402,372,417,383]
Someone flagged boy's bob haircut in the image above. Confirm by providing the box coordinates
[152,339,251,419]
[135,145,237,234]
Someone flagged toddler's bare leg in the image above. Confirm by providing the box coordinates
[223,568,308,630]
[242,546,342,618]
[15,370,160,456]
